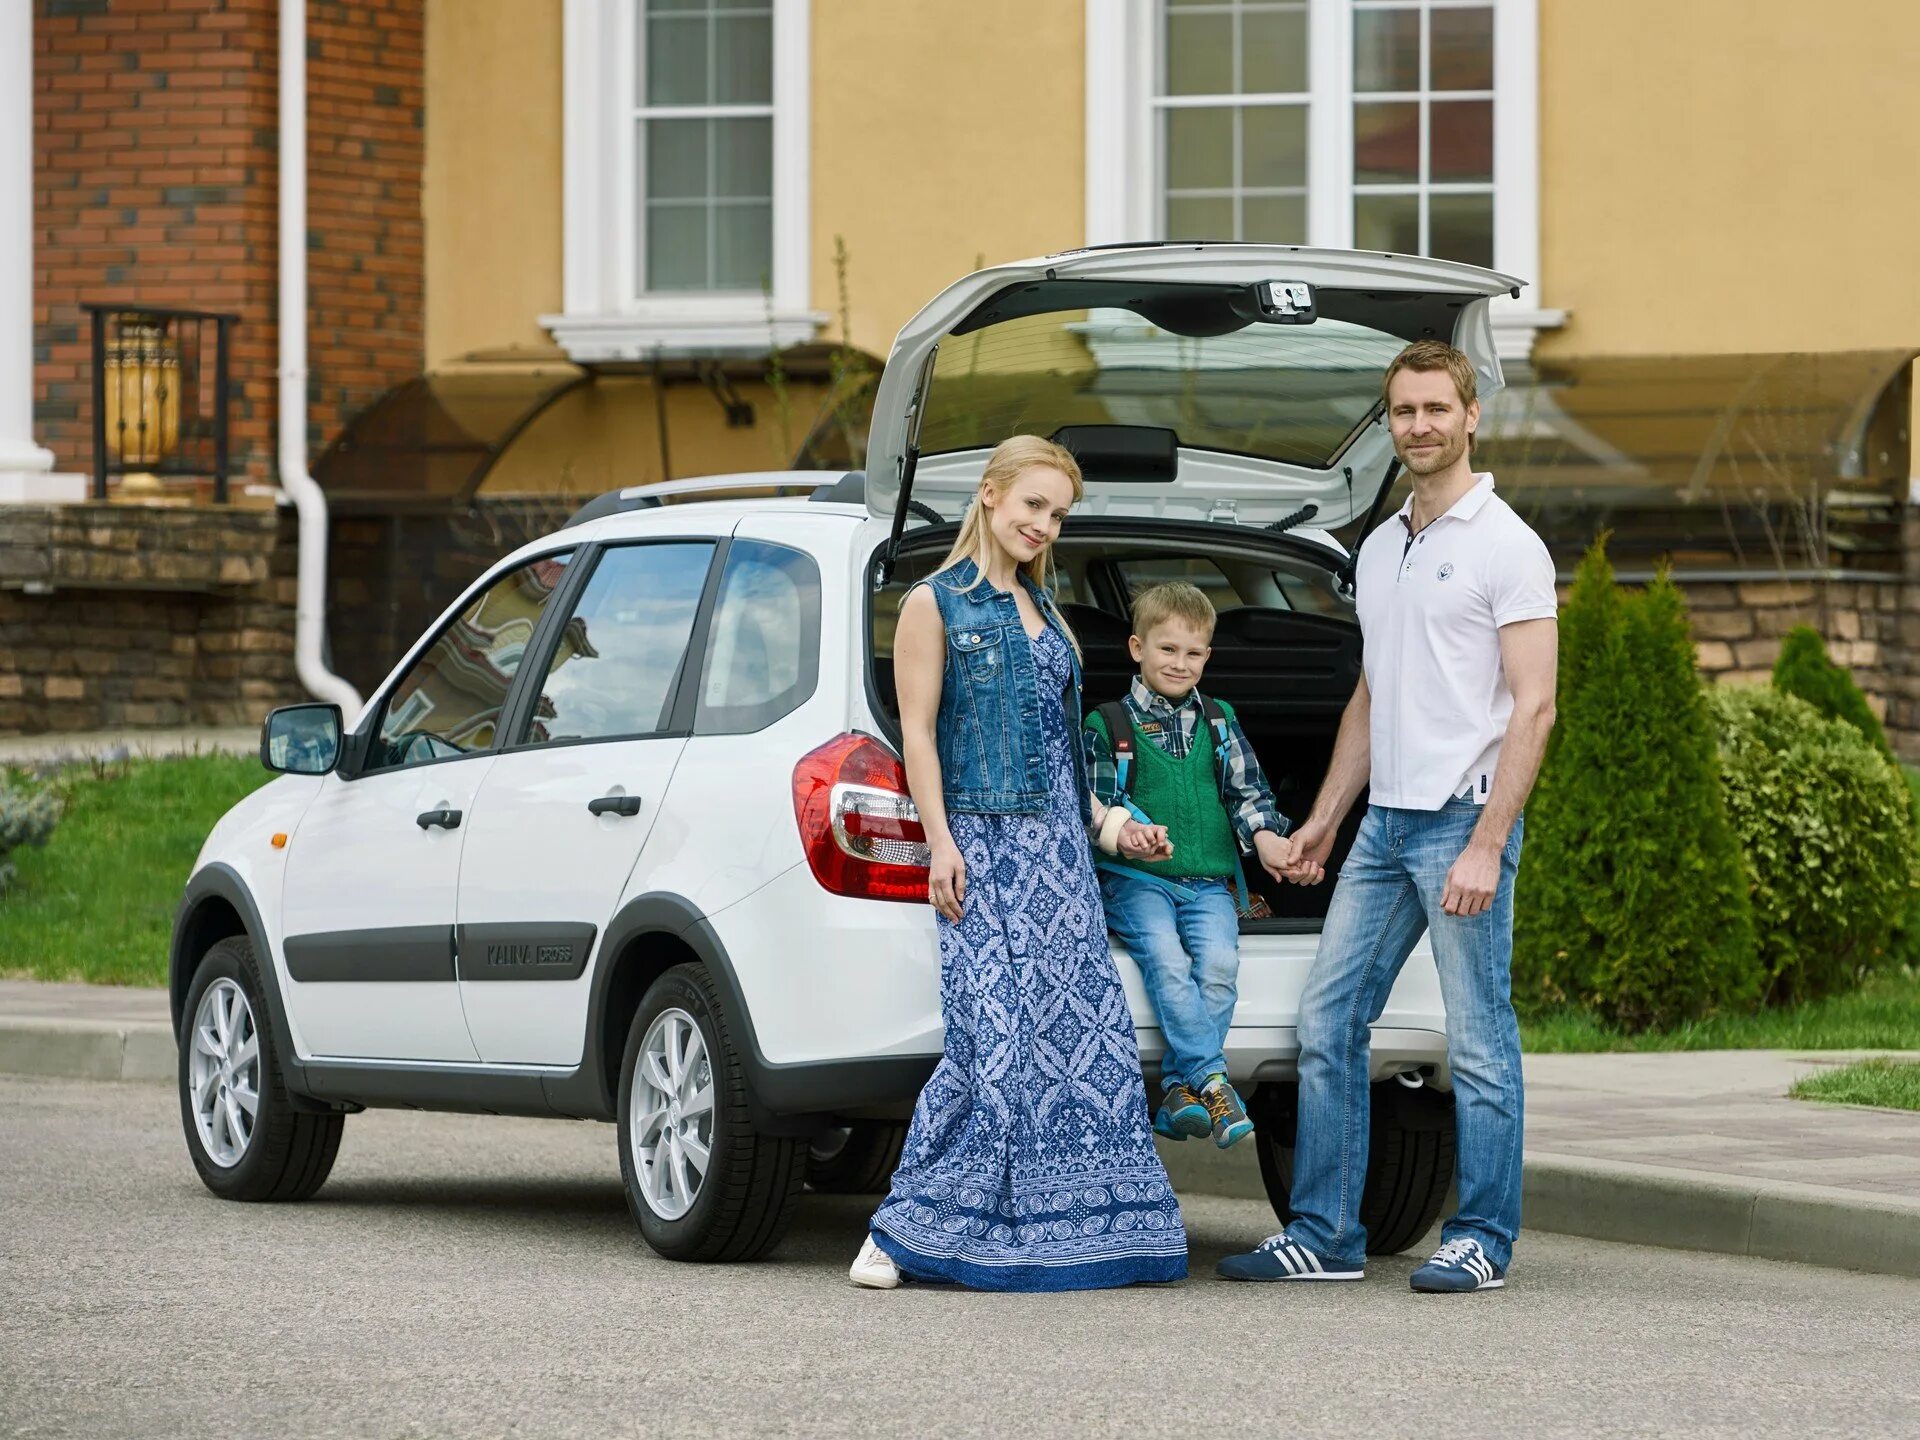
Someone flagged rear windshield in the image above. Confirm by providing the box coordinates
[916,307,1408,470]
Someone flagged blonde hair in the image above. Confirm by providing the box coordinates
[933,434,1083,592]
[1131,581,1216,641]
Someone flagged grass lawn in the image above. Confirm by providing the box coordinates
[1521,967,1920,1053]
[1789,1058,1920,1111]
[0,755,273,987]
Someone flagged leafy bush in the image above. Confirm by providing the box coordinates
[0,773,61,893]
[1515,544,1758,1029]
[1772,626,1891,756]
[1706,685,1915,1005]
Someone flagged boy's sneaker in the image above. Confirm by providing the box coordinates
[1410,1237,1505,1293]
[1217,1232,1364,1282]
[1153,1082,1212,1141]
[1200,1077,1254,1148]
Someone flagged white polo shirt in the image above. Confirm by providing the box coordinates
[1352,473,1557,811]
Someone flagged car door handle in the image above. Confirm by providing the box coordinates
[588,794,642,818]
[416,807,462,830]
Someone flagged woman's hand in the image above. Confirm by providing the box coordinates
[1117,821,1173,861]
[928,838,967,923]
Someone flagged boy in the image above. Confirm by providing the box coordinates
[1084,582,1300,1149]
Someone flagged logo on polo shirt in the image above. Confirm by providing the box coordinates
[1436,563,1456,581]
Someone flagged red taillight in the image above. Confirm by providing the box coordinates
[792,733,931,903]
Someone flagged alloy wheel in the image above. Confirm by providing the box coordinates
[188,978,260,1168]
[631,1007,715,1220]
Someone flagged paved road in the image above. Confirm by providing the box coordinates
[3,1076,1916,1439]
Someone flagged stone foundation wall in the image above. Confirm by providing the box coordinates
[0,504,300,735]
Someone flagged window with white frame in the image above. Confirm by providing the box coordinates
[1088,0,1554,356]
[545,0,820,361]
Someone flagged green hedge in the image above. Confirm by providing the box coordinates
[1772,626,1891,756]
[1705,686,1915,1005]
[1515,546,1758,1029]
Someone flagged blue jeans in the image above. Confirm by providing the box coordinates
[1286,800,1525,1269]
[1098,866,1241,1093]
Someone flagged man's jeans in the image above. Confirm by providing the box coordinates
[1286,799,1525,1269]
[1098,867,1240,1093]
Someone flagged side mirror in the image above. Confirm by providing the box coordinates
[260,703,343,776]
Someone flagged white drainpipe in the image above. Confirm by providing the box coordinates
[279,0,362,721]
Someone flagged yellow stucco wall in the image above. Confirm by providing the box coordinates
[809,0,1084,358]
[423,0,564,366]
[1538,0,1920,359]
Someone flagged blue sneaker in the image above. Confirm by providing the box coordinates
[1217,1232,1365,1282]
[1153,1082,1211,1141]
[1410,1237,1505,1292]
[1200,1078,1255,1148]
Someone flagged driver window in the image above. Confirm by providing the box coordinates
[367,551,574,772]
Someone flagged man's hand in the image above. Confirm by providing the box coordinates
[1253,828,1320,885]
[1274,816,1335,885]
[1442,840,1501,917]
[1117,821,1173,861]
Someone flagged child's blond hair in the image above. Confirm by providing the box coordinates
[1130,581,1216,641]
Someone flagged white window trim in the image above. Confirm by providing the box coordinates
[543,0,823,360]
[1085,0,1561,361]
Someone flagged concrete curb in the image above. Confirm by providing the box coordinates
[4,1019,1915,1279]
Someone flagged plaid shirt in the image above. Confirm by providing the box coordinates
[1083,676,1289,853]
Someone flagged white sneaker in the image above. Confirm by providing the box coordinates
[849,1233,901,1289]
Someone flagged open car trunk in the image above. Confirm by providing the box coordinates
[867,521,1368,930]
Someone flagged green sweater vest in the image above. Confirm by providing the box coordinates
[1087,704,1240,881]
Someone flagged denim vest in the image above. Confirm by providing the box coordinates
[917,556,1090,821]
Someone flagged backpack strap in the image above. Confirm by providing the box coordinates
[1194,692,1254,915]
[1092,700,1151,822]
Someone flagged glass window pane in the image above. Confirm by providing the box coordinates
[372,553,573,770]
[1429,192,1494,267]
[523,543,715,745]
[646,119,707,201]
[1242,104,1307,188]
[1164,10,1233,95]
[1241,7,1307,94]
[1354,192,1420,255]
[714,12,772,104]
[644,14,709,106]
[1164,105,1233,191]
[1354,101,1419,184]
[696,542,820,734]
[648,0,713,11]
[712,116,771,198]
[713,201,772,290]
[1242,193,1305,244]
[1166,194,1234,241]
[646,203,709,291]
[1431,6,1494,91]
[1430,99,1493,182]
[1353,6,1419,93]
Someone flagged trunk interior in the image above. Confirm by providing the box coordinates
[867,522,1370,929]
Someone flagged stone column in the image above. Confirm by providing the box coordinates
[0,0,80,502]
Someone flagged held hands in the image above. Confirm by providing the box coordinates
[1257,820,1333,886]
[1442,841,1500,917]
[1117,820,1173,861]
[928,839,967,923]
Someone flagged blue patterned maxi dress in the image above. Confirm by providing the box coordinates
[870,624,1189,1290]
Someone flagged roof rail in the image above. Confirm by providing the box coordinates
[562,473,839,528]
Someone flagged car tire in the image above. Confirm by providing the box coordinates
[178,936,344,1202]
[617,962,805,1262]
[805,1120,908,1195]
[1248,1078,1456,1256]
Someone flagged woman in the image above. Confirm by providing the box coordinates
[849,434,1189,1292]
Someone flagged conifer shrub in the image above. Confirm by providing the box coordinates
[0,773,60,893]
[1514,545,1758,1030]
[1705,685,1915,1005]
[1772,626,1891,756]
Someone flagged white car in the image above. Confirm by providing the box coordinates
[172,243,1520,1261]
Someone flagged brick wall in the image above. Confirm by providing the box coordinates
[0,503,300,733]
[32,0,424,487]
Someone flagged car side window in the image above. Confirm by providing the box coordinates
[367,551,575,772]
[695,541,820,735]
[1113,555,1243,613]
[518,542,715,745]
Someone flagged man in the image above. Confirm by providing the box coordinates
[1218,339,1558,1293]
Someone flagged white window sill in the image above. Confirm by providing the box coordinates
[1490,306,1568,364]
[540,305,827,362]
